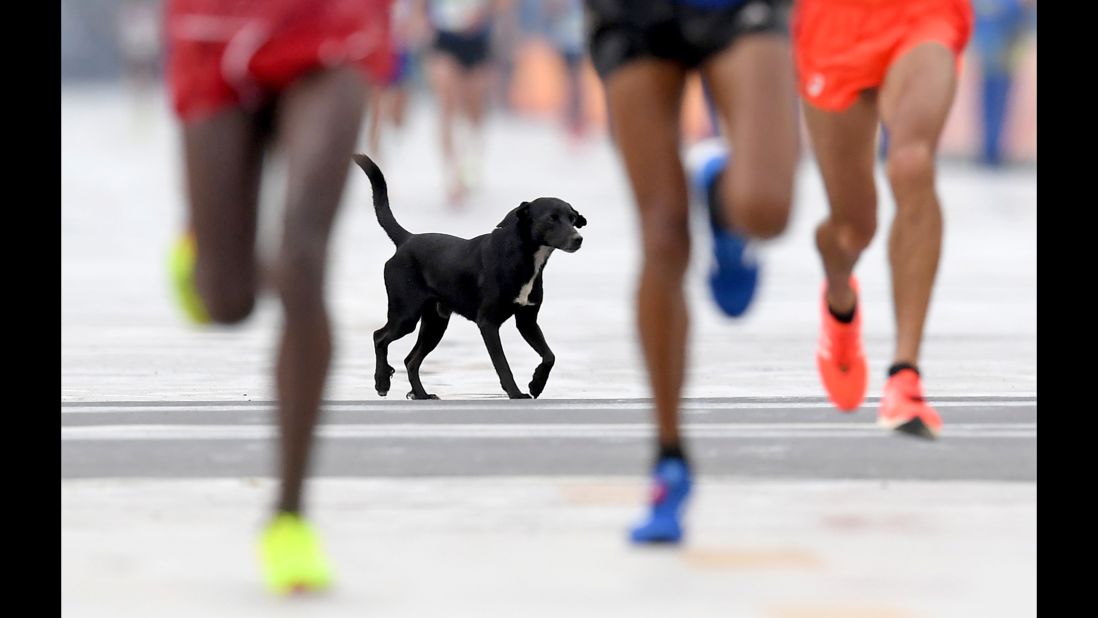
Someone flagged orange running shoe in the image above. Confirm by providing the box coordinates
[878,368,942,439]
[817,277,867,411]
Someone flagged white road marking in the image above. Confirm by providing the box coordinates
[61,422,1037,441]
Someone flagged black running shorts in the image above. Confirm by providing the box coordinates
[586,0,788,78]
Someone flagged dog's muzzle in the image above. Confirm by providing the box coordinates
[563,234,583,252]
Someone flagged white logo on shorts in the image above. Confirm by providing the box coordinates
[807,73,826,98]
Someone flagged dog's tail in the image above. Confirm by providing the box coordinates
[353,154,411,247]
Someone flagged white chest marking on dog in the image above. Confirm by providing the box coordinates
[515,246,553,306]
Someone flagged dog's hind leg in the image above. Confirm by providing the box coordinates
[404,308,451,400]
[373,313,418,396]
[516,308,555,398]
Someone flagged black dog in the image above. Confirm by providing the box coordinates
[353,154,586,400]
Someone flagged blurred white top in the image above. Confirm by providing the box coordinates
[118,2,160,58]
[430,0,492,32]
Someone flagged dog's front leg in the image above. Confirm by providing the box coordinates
[478,321,531,399]
[515,309,554,398]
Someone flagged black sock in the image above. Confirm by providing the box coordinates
[828,302,857,324]
[657,442,689,468]
[888,362,920,377]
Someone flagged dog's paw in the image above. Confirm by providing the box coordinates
[530,364,552,399]
[407,391,440,400]
[376,368,393,396]
[508,392,533,400]
[529,381,545,399]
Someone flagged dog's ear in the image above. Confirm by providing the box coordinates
[570,207,587,229]
[497,201,531,229]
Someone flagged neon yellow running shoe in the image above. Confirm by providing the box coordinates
[167,233,210,324]
[258,513,334,595]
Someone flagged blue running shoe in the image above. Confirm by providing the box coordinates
[686,139,760,317]
[629,457,693,544]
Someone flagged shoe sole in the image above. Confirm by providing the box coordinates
[630,534,683,545]
[264,571,332,596]
[288,581,329,595]
[878,415,940,440]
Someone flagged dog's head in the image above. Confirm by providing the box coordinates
[497,198,586,253]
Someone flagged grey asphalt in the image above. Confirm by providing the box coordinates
[62,397,1036,481]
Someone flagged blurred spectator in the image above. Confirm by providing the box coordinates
[972,0,1036,166]
[368,0,421,162]
[116,0,162,124]
[418,0,508,205]
[541,0,588,142]
[117,0,161,83]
